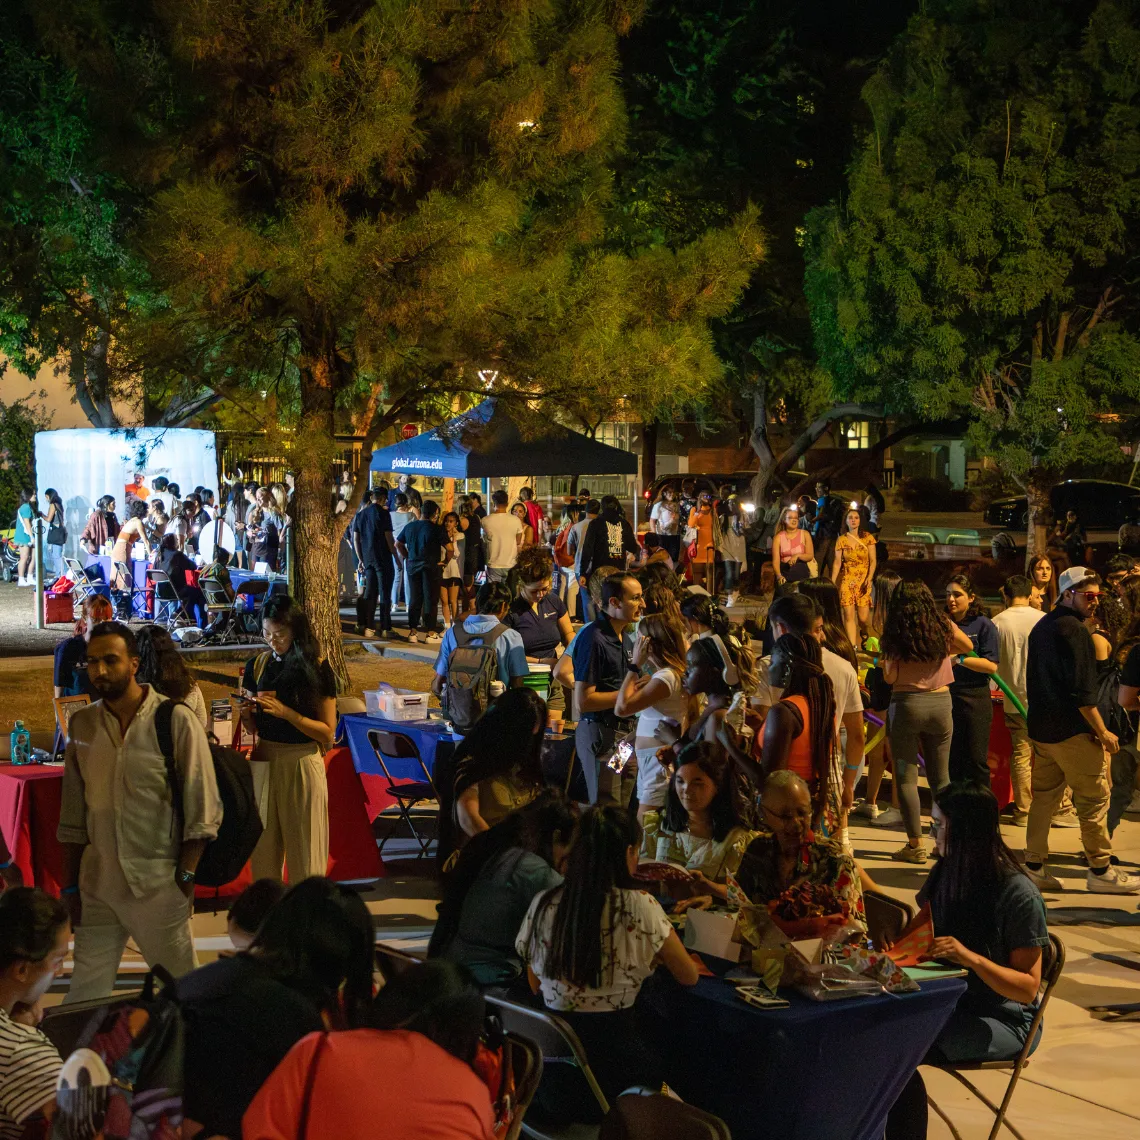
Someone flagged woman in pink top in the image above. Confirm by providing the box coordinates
[771,505,815,585]
[243,961,495,1140]
[880,582,973,864]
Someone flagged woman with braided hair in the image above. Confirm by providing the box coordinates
[761,632,837,829]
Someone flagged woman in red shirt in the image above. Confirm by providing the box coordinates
[243,961,495,1140]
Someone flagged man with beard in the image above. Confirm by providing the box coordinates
[57,622,221,1002]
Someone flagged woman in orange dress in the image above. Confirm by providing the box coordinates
[687,490,720,591]
[830,506,877,649]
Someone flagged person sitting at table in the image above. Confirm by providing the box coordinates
[226,877,287,952]
[201,546,235,599]
[886,783,1050,1140]
[81,494,120,556]
[516,806,699,1122]
[641,741,757,906]
[450,687,547,841]
[178,877,374,1140]
[735,770,867,931]
[240,596,336,883]
[135,624,209,726]
[54,595,114,700]
[109,500,152,617]
[156,533,208,627]
[428,790,575,986]
[243,960,495,1140]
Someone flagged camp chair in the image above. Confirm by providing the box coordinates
[926,932,1066,1140]
[501,1031,545,1140]
[864,889,914,950]
[146,567,195,629]
[483,991,610,1140]
[64,556,101,607]
[366,729,439,859]
[598,1093,731,1140]
[113,559,145,620]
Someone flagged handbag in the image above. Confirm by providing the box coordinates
[47,522,67,546]
[682,525,699,546]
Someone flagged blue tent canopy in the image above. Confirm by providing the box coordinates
[369,399,638,479]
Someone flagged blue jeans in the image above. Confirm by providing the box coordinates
[47,544,64,579]
[925,1007,1040,1064]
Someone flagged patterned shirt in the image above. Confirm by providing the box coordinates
[0,1009,61,1140]
[641,813,758,883]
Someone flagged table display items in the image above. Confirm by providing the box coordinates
[9,721,31,765]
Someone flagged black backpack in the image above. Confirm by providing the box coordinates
[441,622,509,733]
[1096,661,1136,744]
[155,700,264,887]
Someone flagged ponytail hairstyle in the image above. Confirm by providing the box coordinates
[529,807,640,989]
[770,632,836,824]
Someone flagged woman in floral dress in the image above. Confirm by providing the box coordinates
[830,506,877,649]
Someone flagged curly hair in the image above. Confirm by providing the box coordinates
[135,624,195,701]
[515,544,553,585]
[662,740,748,843]
[881,581,950,663]
[945,573,986,623]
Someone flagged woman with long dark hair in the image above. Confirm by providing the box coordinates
[227,481,247,568]
[1028,554,1057,611]
[881,582,973,863]
[517,807,698,1119]
[578,494,640,593]
[830,505,877,648]
[239,596,337,882]
[886,784,1049,1139]
[686,489,721,592]
[429,790,575,985]
[179,877,375,1140]
[945,574,999,788]
[762,633,837,828]
[81,494,120,556]
[797,576,858,668]
[136,624,208,726]
[43,487,66,578]
[644,741,756,903]
[452,687,547,840]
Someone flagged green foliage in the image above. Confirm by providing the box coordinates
[805,0,1140,490]
[0,392,51,524]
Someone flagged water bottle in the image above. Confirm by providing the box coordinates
[10,721,31,766]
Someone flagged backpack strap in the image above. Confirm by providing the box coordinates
[452,622,509,649]
[155,700,185,833]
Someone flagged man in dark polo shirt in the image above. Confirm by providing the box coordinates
[1025,567,1140,895]
[572,572,644,805]
[397,500,447,644]
[352,490,397,639]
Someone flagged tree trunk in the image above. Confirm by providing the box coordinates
[641,420,658,490]
[294,325,349,687]
[1025,471,1053,569]
[749,383,777,505]
[70,330,119,428]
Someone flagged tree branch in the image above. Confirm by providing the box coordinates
[772,403,884,480]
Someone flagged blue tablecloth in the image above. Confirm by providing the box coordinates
[643,973,966,1140]
[228,569,290,609]
[84,555,149,617]
[340,713,461,780]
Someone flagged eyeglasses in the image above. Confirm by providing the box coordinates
[1075,591,1101,600]
[761,803,811,825]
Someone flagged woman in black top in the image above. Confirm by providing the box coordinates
[178,877,374,1140]
[239,596,337,882]
[156,534,209,627]
[578,494,640,593]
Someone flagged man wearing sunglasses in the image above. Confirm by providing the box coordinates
[1024,567,1140,894]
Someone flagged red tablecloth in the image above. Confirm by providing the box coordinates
[0,765,65,894]
[0,748,382,901]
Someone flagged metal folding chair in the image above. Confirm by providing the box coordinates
[199,575,251,642]
[864,889,914,951]
[927,932,1066,1140]
[366,729,440,859]
[146,567,195,629]
[64,556,101,607]
[113,559,145,620]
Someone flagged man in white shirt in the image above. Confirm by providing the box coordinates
[993,574,1046,823]
[58,622,222,1003]
[755,593,865,815]
[568,499,599,621]
[481,488,524,590]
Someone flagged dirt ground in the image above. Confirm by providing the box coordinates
[0,650,438,734]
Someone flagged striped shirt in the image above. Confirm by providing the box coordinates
[0,1008,61,1139]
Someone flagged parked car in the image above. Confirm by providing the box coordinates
[985,479,1140,530]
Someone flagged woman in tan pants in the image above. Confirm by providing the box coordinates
[239,596,337,882]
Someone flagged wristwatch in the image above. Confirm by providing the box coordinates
[176,868,196,886]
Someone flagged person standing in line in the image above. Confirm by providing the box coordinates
[812,481,840,578]
[239,597,336,883]
[59,622,221,1002]
[1028,554,1057,612]
[14,489,38,587]
[518,485,546,544]
[831,506,877,648]
[993,575,1045,824]
[389,492,412,614]
[397,500,448,645]
[579,495,640,600]
[439,511,465,629]
[568,499,599,622]
[481,488,524,592]
[771,504,814,585]
[458,495,484,613]
[1023,568,1140,895]
[43,488,66,579]
[353,489,397,639]
[573,573,645,805]
[648,485,682,564]
[944,575,1000,789]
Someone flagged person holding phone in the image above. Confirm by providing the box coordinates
[239,597,337,883]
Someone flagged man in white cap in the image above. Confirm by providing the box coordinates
[1024,567,1139,894]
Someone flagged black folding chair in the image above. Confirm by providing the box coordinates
[146,567,195,629]
[113,559,145,620]
[927,932,1066,1140]
[864,889,915,951]
[366,729,440,859]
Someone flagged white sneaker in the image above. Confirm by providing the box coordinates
[16,577,26,587]
[725,593,738,608]
[407,632,419,644]
[1087,866,1140,894]
[362,628,376,638]
[851,800,881,820]
[1024,865,1064,891]
[425,631,442,643]
[869,806,904,828]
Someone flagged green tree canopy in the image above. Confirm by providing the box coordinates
[805,0,1140,552]
[39,0,761,673]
